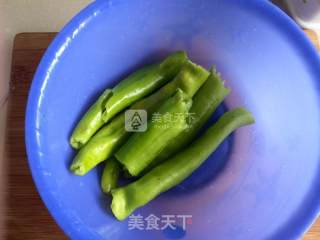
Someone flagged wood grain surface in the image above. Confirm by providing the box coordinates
[4,32,320,239]
[5,33,66,240]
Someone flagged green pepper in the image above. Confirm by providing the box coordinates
[115,89,192,176]
[70,60,209,175]
[111,108,255,220]
[69,89,112,149]
[70,114,128,176]
[132,60,209,112]
[70,51,187,149]
[102,51,188,123]
[149,68,230,169]
[101,158,121,194]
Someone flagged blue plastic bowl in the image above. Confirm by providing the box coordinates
[25,0,320,239]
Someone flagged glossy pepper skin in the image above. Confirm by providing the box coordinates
[102,51,188,123]
[132,60,209,113]
[101,158,121,194]
[151,68,230,167]
[115,89,192,176]
[69,60,209,176]
[70,114,128,176]
[69,89,112,149]
[111,108,255,220]
[69,51,187,149]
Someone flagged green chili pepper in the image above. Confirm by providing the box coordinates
[101,158,121,194]
[70,60,208,176]
[70,51,187,149]
[70,89,112,149]
[111,108,255,220]
[149,68,230,169]
[115,89,192,176]
[132,60,209,112]
[70,114,128,176]
[102,51,188,123]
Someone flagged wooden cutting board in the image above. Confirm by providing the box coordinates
[5,32,320,239]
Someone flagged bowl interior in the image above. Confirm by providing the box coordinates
[26,0,320,239]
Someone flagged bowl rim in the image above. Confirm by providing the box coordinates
[25,0,320,239]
